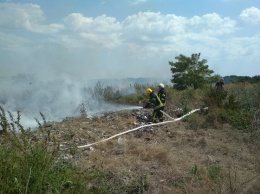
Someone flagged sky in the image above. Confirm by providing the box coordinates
[0,0,260,81]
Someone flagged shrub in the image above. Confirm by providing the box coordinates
[202,87,228,108]
[224,93,241,110]
[0,106,86,193]
[226,110,255,131]
[199,86,258,131]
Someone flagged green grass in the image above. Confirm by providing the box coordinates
[0,107,87,194]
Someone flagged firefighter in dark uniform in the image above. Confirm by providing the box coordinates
[143,88,164,123]
[215,78,224,90]
[158,83,166,121]
[157,83,166,111]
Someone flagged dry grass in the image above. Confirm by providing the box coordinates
[40,109,260,193]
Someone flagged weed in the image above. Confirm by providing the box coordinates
[190,164,202,180]
[208,163,221,182]
[0,106,86,193]
[227,110,254,131]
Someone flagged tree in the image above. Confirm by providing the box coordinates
[169,53,214,90]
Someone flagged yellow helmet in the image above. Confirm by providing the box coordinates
[146,88,152,95]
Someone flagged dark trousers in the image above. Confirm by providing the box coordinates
[152,107,164,122]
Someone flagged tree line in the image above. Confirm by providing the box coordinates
[169,53,260,90]
[223,75,260,84]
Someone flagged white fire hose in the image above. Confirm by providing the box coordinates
[77,107,208,149]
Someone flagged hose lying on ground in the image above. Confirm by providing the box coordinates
[77,107,208,149]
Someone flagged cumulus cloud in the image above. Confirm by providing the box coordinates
[123,12,186,35]
[239,7,260,25]
[188,13,237,35]
[63,13,122,48]
[0,3,63,33]
[123,12,236,43]
[0,2,259,80]
[64,13,122,33]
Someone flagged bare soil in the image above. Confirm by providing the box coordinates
[43,108,260,194]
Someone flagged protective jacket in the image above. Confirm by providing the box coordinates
[144,92,163,110]
[215,81,224,90]
[158,88,166,106]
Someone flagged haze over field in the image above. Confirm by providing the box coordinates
[0,75,168,128]
[1,0,260,127]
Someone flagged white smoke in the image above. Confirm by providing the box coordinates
[0,74,170,129]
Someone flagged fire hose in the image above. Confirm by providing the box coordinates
[77,107,208,149]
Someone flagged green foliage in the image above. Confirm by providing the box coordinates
[222,75,260,84]
[0,106,8,133]
[169,53,214,90]
[227,83,260,110]
[203,86,228,108]
[0,107,86,193]
[208,163,221,182]
[190,164,201,180]
[200,84,259,131]
[226,110,254,131]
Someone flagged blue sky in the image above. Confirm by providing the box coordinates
[1,0,260,81]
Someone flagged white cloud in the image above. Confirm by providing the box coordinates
[0,2,259,79]
[121,11,237,52]
[239,7,260,25]
[63,13,122,48]
[64,13,122,33]
[0,3,63,33]
[129,0,149,6]
[123,12,187,34]
[188,13,237,35]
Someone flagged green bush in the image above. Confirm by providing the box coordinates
[199,86,257,131]
[227,83,260,110]
[226,110,254,131]
[202,87,228,108]
[0,107,86,193]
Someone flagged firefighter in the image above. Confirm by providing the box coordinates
[143,88,164,123]
[215,78,224,90]
[157,83,166,111]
